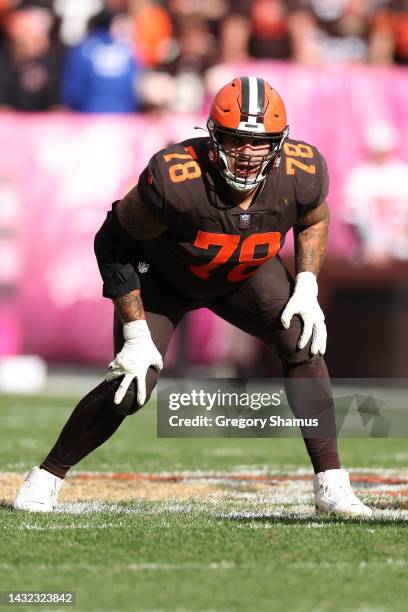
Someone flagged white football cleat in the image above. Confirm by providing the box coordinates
[14,466,63,512]
[314,468,373,517]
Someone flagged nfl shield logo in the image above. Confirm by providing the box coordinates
[239,213,251,229]
[138,261,149,274]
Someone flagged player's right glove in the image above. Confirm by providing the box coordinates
[281,271,327,356]
[105,319,163,406]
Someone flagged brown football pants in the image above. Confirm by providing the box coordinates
[41,255,340,478]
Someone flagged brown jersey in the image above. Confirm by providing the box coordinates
[137,136,328,299]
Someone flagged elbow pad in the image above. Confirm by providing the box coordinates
[94,203,140,299]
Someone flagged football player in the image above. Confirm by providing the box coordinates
[14,76,372,516]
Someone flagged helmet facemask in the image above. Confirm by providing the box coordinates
[207,118,289,193]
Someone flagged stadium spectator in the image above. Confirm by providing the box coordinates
[61,5,142,113]
[130,1,218,74]
[342,122,408,266]
[369,0,408,64]
[138,3,220,113]
[0,0,405,117]
[131,0,173,67]
[165,0,229,36]
[287,0,380,64]
[52,0,104,47]
[218,0,380,64]
[0,5,60,110]
[219,0,299,61]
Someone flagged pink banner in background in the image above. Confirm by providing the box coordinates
[0,63,407,364]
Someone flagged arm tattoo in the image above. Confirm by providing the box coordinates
[116,185,166,240]
[294,202,329,276]
[114,290,145,323]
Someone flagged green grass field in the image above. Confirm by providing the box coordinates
[1,393,407,612]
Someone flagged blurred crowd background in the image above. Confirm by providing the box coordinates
[0,0,408,112]
[1,0,408,391]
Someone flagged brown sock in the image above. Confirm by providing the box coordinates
[284,356,341,475]
[303,439,340,475]
[40,380,126,479]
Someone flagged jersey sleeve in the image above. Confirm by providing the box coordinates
[314,152,329,208]
[137,155,172,226]
[281,140,330,217]
[305,150,329,209]
[290,146,330,212]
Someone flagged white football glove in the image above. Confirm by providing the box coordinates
[281,271,327,356]
[105,319,163,406]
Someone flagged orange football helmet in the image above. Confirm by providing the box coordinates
[207,76,289,191]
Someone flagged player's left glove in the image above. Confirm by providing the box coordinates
[281,271,326,356]
[105,319,163,406]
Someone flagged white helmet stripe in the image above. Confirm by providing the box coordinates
[248,76,259,117]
